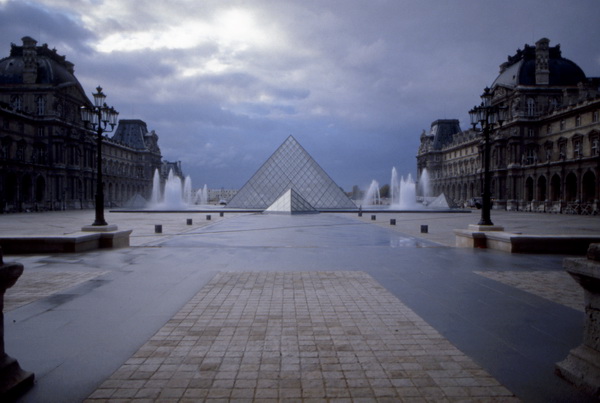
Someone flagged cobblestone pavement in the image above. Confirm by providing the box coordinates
[86,271,516,402]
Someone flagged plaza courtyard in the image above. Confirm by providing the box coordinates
[2,209,599,402]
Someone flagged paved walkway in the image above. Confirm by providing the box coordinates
[87,271,515,402]
[0,209,597,402]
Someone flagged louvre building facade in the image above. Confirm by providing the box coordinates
[417,38,600,214]
[0,37,163,212]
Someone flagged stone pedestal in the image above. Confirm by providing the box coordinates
[0,248,34,399]
[556,244,600,397]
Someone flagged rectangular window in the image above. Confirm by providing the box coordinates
[574,140,581,158]
[560,120,566,130]
[592,138,599,155]
[575,115,581,127]
[36,96,46,115]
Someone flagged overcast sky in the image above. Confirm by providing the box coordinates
[1,0,599,191]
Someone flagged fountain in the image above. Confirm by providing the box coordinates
[183,176,193,205]
[419,168,431,199]
[389,169,418,209]
[362,168,438,210]
[194,184,209,205]
[146,169,216,210]
[362,180,381,206]
[150,169,161,205]
[147,169,187,210]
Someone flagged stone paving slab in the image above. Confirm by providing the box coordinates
[86,271,517,402]
[351,210,600,247]
[475,270,584,312]
[5,270,107,311]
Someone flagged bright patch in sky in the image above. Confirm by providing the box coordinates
[95,8,276,54]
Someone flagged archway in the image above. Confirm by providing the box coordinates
[21,174,32,202]
[537,176,547,201]
[582,171,596,202]
[525,177,534,201]
[35,176,45,202]
[565,172,577,201]
[550,174,561,201]
[5,173,17,203]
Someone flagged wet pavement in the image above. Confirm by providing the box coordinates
[1,209,598,402]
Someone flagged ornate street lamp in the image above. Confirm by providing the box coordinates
[80,86,119,227]
[469,87,508,226]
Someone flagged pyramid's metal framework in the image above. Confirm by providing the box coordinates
[227,136,356,210]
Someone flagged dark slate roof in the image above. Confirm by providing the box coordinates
[0,38,79,86]
[492,41,586,88]
[111,120,150,150]
[430,119,461,150]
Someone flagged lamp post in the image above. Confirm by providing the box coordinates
[80,86,119,227]
[469,87,507,226]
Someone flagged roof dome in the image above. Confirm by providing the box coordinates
[0,36,80,86]
[492,38,586,88]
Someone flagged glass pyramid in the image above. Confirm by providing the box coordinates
[228,136,356,210]
[264,188,319,214]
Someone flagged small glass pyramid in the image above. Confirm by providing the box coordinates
[264,188,319,214]
[228,136,356,210]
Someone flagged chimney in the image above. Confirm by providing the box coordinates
[535,38,550,85]
[21,36,38,84]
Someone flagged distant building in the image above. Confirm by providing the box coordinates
[0,36,163,212]
[207,188,238,204]
[417,38,600,213]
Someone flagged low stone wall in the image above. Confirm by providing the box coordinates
[0,230,132,254]
[455,230,600,254]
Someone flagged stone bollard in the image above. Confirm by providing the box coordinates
[0,247,34,399]
[206,215,211,221]
[154,225,162,233]
[390,219,396,225]
[186,219,192,225]
[556,243,600,397]
[421,225,428,234]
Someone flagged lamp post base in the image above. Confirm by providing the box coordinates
[468,224,505,232]
[81,224,119,232]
